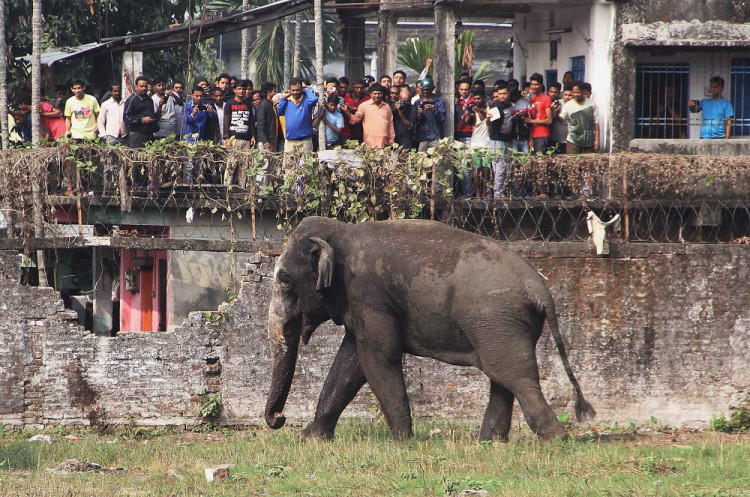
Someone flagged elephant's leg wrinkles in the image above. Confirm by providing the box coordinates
[302,332,366,440]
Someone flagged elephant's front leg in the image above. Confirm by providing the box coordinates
[301,331,366,440]
[355,311,413,440]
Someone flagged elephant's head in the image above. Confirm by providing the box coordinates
[265,218,339,430]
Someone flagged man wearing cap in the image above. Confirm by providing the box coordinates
[413,77,446,151]
[341,84,394,148]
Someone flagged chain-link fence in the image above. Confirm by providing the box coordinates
[1,142,749,245]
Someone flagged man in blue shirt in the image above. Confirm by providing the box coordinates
[182,86,217,184]
[413,77,446,151]
[689,76,733,139]
[183,86,217,143]
[277,77,319,152]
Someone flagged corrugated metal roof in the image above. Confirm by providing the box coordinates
[19,0,315,65]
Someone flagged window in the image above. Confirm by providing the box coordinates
[570,56,585,82]
[635,63,689,139]
[730,58,750,136]
[546,70,558,86]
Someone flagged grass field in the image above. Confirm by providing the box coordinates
[1,420,749,496]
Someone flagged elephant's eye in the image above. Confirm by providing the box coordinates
[277,271,292,288]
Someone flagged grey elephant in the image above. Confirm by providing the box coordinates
[265,216,595,441]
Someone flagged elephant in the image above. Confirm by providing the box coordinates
[265,216,595,441]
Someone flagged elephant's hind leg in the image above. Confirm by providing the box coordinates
[479,381,514,442]
[302,331,366,440]
[479,347,566,440]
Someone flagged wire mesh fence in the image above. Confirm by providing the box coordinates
[1,141,749,247]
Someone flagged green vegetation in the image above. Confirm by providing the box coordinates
[710,408,750,433]
[1,421,749,496]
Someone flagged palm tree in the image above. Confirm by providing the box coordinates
[397,30,494,83]
[207,0,340,85]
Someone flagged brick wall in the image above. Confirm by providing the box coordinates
[1,245,748,430]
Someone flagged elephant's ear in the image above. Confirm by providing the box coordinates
[310,237,334,290]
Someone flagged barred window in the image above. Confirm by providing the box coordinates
[570,56,585,82]
[635,63,689,139]
[730,58,750,136]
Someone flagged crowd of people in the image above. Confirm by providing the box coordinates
[12,63,730,199]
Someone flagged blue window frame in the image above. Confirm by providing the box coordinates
[730,58,750,136]
[635,63,689,139]
[545,70,558,86]
[570,56,585,82]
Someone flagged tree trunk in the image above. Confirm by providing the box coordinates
[0,0,8,150]
[293,13,301,77]
[283,18,291,86]
[32,0,48,286]
[240,0,249,79]
[314,0,325,151]
[31,0,42,145]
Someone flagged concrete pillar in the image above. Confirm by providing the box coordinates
[434,3,456,139]
[341,14,366,82]
[609,3,635,152]
[589,2,616,152]
[377,9,399,79]
[512,14,527,82]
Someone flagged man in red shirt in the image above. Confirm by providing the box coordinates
[339,79,369,145]
[523,73,552,154]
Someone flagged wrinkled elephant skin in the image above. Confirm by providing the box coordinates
[265,217,595,441]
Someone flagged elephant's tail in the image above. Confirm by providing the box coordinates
[543,298,596,422]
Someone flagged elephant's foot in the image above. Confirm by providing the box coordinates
[535,422,569,441]
[390,425,414,441]
[478,432,510,443]
[300,422,335,441]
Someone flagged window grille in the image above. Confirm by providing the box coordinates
[730,58,750,136]
[635,63,690,139]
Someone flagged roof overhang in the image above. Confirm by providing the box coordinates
[20,0,315,65]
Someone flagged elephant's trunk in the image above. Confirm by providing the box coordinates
[265,288,300,430]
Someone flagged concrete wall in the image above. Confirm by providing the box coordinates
[1,243,749,430]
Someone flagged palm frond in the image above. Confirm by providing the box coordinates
[397,37,435,75]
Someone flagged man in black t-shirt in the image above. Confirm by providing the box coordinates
[489,85,514,199]
[223,79,256,187]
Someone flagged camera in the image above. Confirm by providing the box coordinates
[467,102,476,112]
[396,100,406,110]
[197,104,207,111]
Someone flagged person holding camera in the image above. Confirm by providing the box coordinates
[414,77,446,152]
[391,85,417,149]
[181,86,217,184]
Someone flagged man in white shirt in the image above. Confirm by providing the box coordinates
[97,83,127,191]
[97,83,127,146]
[152,75,182,139]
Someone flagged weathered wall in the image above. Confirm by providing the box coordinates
[611,0,750,151]
[1,243,749,430]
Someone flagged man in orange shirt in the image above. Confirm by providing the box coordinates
[341,84,394,148]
